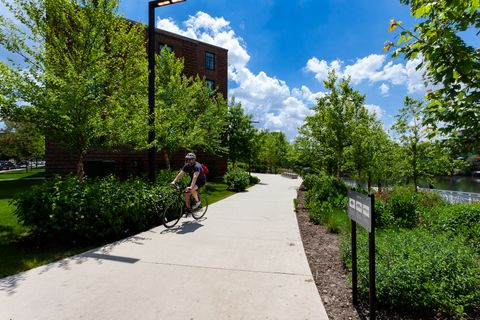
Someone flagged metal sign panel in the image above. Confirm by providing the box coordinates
[348,190,372,232]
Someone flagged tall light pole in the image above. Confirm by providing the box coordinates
[148,0,186,183]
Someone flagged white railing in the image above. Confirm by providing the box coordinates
[419,188,480,204]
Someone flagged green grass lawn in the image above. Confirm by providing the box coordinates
[0,173,247,278]
[204,181,237,204]
[0,167,45,180]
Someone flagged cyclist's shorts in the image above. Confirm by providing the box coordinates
[194,179,206,188]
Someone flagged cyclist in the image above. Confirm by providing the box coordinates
[170,152,206,212]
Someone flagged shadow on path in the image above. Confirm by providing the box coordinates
[0,235,149,295]
[161,219,206,235]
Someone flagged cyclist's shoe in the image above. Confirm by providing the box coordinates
[192,201,201,210]
[185,207,192,216]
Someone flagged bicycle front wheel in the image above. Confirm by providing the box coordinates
[192,194,208,219]
[163,199,183,228]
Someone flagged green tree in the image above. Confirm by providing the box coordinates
[393,96,430,191]
[386,0,480,147]
[0,0,148,179]
[225,99,255,168]
[257,130,290,173]
[152,49,227,167]
[346,115,387,191]
[301,71,366,178]
[0,120,45,163]
[370,130,403,191]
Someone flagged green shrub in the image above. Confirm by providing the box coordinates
[375,199,394,228]
[377,187,447,229]
[341,228,480,318]
[13,175,174,243]
[386,187,420,228]
[429,202,480,253]
[155,169,178,185]
[223,168,250,191]
[306,196,350,233]
[249,175,260,185]
[303,172,347,204]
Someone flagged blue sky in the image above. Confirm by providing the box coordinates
[1,1,478,139]
[119,0,432,139]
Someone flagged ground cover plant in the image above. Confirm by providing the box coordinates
[303,173,480,319]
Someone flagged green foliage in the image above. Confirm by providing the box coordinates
[255,130,291,173]
[374,199,395,228]
[307,199,349,233]
[377,187,446,228]
[387,0,480,147]
[0,120,44,161]
[147,49,228,162]
[342,228,480,318]
[386,186,420,228]
[12,175,174,243]
[225,100,256,167]
[223,168,250,191]
[248,174,260,185]
[303,172,348,204]
[299,71,367,178]
[428,202,480,253]
[0,0,149,179]
[303,172,350,233]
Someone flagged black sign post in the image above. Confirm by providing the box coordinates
[348,189,376,320]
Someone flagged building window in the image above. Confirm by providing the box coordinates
[206,79,215,91]
[159,43,173,54]
[205,52,215,70]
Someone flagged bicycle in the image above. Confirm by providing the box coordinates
[162,184,209,228]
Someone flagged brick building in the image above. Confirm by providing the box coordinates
[46,26,228,179]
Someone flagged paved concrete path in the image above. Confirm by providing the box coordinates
[0,173,328,320]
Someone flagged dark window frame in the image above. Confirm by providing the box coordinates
[205,51,215,70]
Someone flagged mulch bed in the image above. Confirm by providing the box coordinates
[294,187,452,320]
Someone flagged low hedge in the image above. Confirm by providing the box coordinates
[427,202,480,253]
[376,187,446,229]
[303,172,348,204]
[224,168,250,191]
[341,228,480,318]
[12,175,176,243]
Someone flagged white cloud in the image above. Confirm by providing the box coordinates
[344,54,386,84]
[305,53,425,94]
[305,57,342,82]
[157,12,323,140]
[405,56,426,94]
[365,104,385,119]
[379,83,389,96]
[157,12,250,70]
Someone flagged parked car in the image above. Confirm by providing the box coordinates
[17,160,29,168]
[0,161,17,171]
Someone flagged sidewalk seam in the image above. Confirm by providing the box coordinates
[141,260,312,277]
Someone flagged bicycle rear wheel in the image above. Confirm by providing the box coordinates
[192,194,208,219]
[163,198,183,228]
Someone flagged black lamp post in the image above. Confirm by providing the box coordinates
[148,0,186,183]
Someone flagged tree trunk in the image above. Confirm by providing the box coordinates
[163,149,171,170]
[412,142,418,191]
[76,152,86,182]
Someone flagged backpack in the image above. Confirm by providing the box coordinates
[201,163,209,175]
